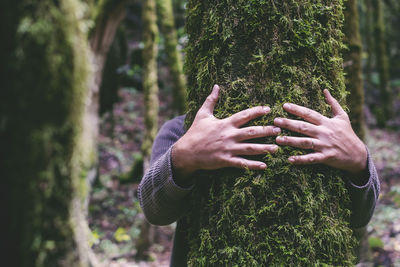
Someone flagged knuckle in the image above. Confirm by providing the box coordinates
[245,145,255,153]
[325,151,336,160]
[247,128,256,137]
[299,124,308,133]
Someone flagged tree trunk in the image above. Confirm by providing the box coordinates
[157,0,187,115]
[141,0,160,171]
[344,2,369,262]
[185,1,356,265]
[0,0,93,266]
[344,0,365,141]
[137,0,160,258]
[0,0,128,266]
[364,0,374,85]
[372,0,391,127]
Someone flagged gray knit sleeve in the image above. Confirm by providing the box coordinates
[347,147,380,228]
[138,115,192,226]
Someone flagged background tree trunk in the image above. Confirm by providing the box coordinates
[372,0,391,127]
[364,0,373,85]
[344,0,366,141]
[141,0,160,171]
[185,1,356,265]
[137,0,159,258]
[0,0,128,266]
[157,0,187,115]
[344,1,369,263]
[0,0,93,266]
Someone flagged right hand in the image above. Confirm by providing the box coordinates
[172,84,281,185]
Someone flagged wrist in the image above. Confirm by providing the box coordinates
[346,142,368,185]
[171,141,196,187]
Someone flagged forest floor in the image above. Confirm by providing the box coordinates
[89,86,400,267]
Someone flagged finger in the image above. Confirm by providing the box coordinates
[228,157,267,170]
[276,136,320,150]
[323,89,346,117]
[283,103,326,125]
[288,152,325,165]
[234,126,281,141]
[228,106,271,127]
[231,144,279,156]
[198,84,220,116]
[274,118,318,137]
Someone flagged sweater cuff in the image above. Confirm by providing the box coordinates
[162,147,194,201]
[347,146,374,190]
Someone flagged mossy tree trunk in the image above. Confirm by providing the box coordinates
[344,2,369,262]
[372,0,391,127]
[137,0,159,258]
[157,0,187,114]
[141,0,160,171]
[185,1,356,265]
[364,0,374,85]
[0,0,93,266]
[344,0,365,140]
[0,0,128,266]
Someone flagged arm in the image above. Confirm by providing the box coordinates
[274,89,380,227]
[137,115,192,226]
[139,85,281,225]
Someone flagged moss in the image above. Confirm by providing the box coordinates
[141,0,160,161]
[372,0,391,127]
[343,0,365,139]
[1,0,92,266]
[184,1,356,266]
[157,0,187,114]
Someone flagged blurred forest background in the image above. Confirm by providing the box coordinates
[1,0,400,266]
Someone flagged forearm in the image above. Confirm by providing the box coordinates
[347,148,380,228]
[138,147,193,225]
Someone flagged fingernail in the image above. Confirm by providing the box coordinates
[263,106,270,112]
[259,163,267,169]
[272,145,279,152]
[273,127,281,134]
[274,118,283,124]
[288,157,295,163]
[283,103,291,109]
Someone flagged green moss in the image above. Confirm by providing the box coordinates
[184,1,356,266]
[368,237,384,250]
[1,0,92,265]
[157,0,187,114]
[343,0,365,139]
[141,0,160,160]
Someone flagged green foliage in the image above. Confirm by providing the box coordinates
[368,237,384,249]
[184,0,356,265]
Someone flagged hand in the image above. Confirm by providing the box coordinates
[172,85,281,186]
[273,89,367,181]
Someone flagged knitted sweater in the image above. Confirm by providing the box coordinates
[137,115,380,266]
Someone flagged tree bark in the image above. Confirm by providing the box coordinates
[344,0,365,140]
[185,1,356,265]
[137,0,160,258]
[364,0,373,85]
[141,0,160,171]
[0,0,93,266]
[0,0,128,266]
[157,0,187,115]
[344,2,369,262]
[372,0,391,127]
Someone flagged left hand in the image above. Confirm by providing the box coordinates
[273,89,367,179]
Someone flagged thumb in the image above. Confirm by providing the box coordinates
[324,89,346,117]
[199,84,220,116]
